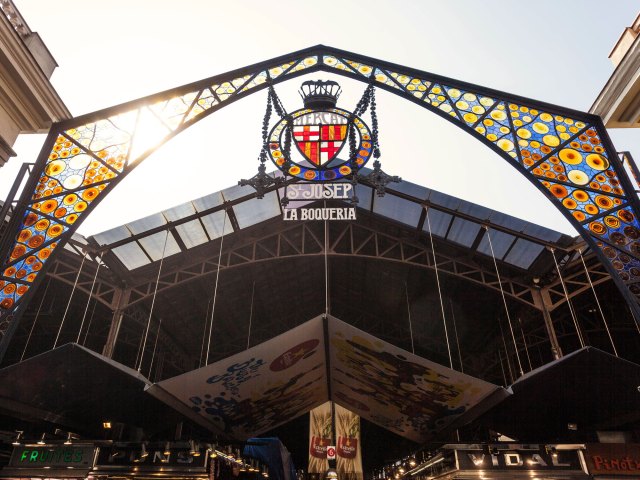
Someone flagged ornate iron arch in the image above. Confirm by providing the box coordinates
[1,45,640,359]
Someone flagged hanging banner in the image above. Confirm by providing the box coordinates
[154,316,327,439]
[335,403,363,480]
[328,316,507,442]
[308,401,332,474]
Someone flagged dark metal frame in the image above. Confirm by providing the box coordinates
[1,45,639,362]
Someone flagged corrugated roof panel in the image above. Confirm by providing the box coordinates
[93,225,131,246]
[127,213,167,235]
[372,194,422,228]
[112,243,151,270]
[200,210,233,239]
[503,239,545,269]
[422,209,452,237]
[477,229,517,260]
[175,220,209,248]
[138,231,182,261]
[447,217,482,248]
[233,191,281,229]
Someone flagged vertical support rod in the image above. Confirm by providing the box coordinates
[404,281,415,355]
[102,288,132,359]
[550,248,585,348]
[532,286,563,359]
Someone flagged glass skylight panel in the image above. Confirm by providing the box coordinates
[222,184,252,202]
[175,220,209,248]
[476,229,517,259]
[112,243,151,270]
[354,184,373,211]
[487,211,528,233]
[193,192,224,212]
[389,181,429,200]
[164,202,197,222]
[427,190,461,211]
[372,194,422,227]
[457,202,492,222]
[446,217,481,247]
[503,239,545,269]
[127,213,167,235]
[522,223,564,243]
[233,191,280,229]
[138,231,181,261]
[200,210,233,239]
[422,209,452,237]
[92,225,131,246]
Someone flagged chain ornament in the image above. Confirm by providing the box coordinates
[239,85,287,198]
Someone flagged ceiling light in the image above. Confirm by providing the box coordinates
[12,431,23,446]
[103,421,112,429]
[189,440,200,457]
[209,443,218,458]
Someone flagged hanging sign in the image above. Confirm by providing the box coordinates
[309,401,332,474]
[327,446,336,461]
[283,183,356,221]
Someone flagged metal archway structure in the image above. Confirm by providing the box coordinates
[1,45,640,360]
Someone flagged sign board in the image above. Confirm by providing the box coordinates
[455,447,585,472]
[95,446,207,472]
[283,183,356,222]
[584,443,640,476]
[327,446,336,461]
[10,445,95,469]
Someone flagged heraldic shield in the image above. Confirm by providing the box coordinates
[293,119,348,167]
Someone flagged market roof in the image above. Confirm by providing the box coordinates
[87,172,576,277]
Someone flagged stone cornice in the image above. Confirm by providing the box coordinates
[0,11,70,134]
[590,32,640,128]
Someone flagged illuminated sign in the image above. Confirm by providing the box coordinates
[585,443,640,476]
[95,446,207,471]
[456,448,583,471]
[9,446,95,468]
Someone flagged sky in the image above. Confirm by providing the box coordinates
[3,0,640,237]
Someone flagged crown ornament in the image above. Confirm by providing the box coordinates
[299,80,342,109]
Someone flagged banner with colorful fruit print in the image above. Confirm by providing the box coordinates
[328,316,506,443]
[335,403,363,480]
[308,401,332,474]
[155,316,327,439]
